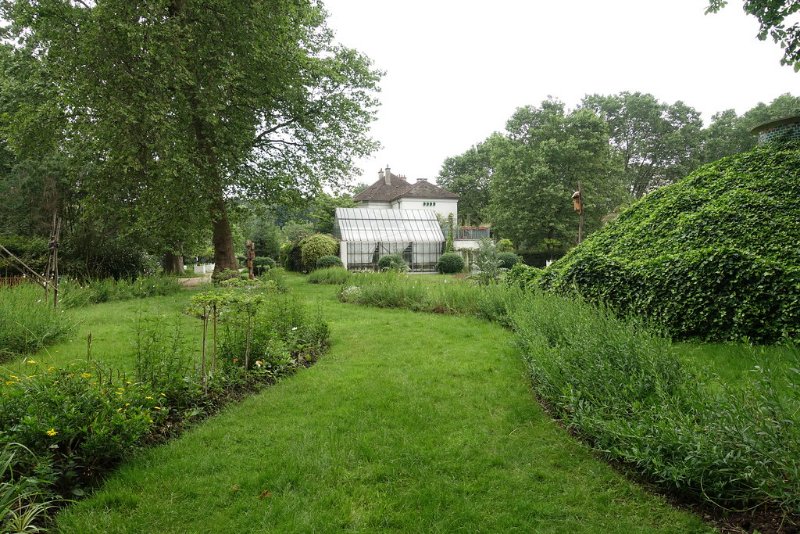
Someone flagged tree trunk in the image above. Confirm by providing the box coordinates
[162,252,184,274]
[212,195,238,273]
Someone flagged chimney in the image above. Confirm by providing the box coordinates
[384,165,391,185]
[378,168,384,181]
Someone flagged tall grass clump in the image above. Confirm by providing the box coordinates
[338,272,521,324]
[307,266,351,285]
[0,284,73,359]
[59,275,183,309]
[511,291,800,515]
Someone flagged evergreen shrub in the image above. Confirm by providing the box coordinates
[436,252,464,274]
[299,234,338,272]
[497,252,520,269]
[315,255,343,269]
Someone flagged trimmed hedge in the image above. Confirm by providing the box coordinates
[497,252,520,270]
[316,255,343,269]
[541,142,800,343]
[436,252,464,274]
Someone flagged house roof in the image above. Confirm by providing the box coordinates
[334,208,445,243]
[354,169,459,202]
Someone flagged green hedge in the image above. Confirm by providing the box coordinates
[315,255,343,269]
[299,234,338,272]
[436,252,464,274]
[541,142,800,343]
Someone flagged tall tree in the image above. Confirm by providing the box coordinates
[580,92,704,198]
[436,134,501,225]
[707,0,800,70]
[3,0,380,273]
[489,100,626,251]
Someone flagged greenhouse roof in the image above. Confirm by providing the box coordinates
[334,208,445,243]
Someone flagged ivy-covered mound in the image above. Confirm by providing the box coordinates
[540,141,800,343]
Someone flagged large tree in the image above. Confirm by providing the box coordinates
[489,99,626,251]
[3,0,380,273]
[707,0,800,70]
[580,92,704,198]
[436,134,501,225]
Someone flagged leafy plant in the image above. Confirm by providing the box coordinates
[315,255,343,270]
[0,284,73,359]
[436,252,464,274]
[377,254,408,272]
[496,252,520,270]
[299,234,338,272]
[307,267,350,285]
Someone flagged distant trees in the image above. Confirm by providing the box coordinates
[438,92,800,255]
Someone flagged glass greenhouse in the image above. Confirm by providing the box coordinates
[333,208,445,271]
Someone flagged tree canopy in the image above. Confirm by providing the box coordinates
[1,0,381,272]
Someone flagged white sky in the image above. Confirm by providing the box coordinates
[323,0,799,186]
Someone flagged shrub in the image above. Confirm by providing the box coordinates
[211,269,241,285]
[0,284,74,359]
[497,252,520,270]
[504,263,542,290]
[542,142,800,343]
[299,234,338,272]
[377,254,408,272]
[308,267,350,285]
[315,255,343,269]
[496,238,515,252]
[253,256,275,275]
[436,252,464,274]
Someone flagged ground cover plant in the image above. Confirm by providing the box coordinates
[0,277,329,532]
[337,272,800,527]
[54,274,708,533]
[538,142,800,343]
[0,283,74,360]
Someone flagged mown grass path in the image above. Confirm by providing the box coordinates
[56,277,709,533]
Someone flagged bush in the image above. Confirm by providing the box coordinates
[377,254,407,272]
[253,256,275,275]
[315,255,343,269]
[211,269,241,285]
[504,263,542,290]
[496,238,515,252]
[308,267,350,285]
[542,142,800,343]
[299,234,338,272]
[436,252,464,274]
[497,252,520,269]
[0,284,74,359]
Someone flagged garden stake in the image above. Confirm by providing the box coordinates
[201,307,208,396]
[86,332,92,361]
[212,303,217,374]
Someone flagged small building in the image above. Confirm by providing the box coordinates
[751,115,800,145]
[334,208,444,271]
[334,166,489,271]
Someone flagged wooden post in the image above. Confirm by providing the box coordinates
[572,183,585,245]
[246,240,256,280]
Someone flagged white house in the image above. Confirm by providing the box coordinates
[353,166,459,222]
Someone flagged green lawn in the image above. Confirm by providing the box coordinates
[55,275,709,533]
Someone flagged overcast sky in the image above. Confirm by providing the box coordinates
[323,0,798,186]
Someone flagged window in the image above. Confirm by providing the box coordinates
[422,201,436,207]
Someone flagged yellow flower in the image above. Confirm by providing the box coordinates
[81,373,92,379]
[145,396,154,400]
[153,406,162,411]
[26,359,37,365]
[46,428,57,437]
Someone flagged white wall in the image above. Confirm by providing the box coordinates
[357,201,391,210]
[393,198,457,221]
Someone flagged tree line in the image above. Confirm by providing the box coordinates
[438,92,800,255]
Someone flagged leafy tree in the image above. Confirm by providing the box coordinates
[436,135,501,225]
[489,99,626,251]
[707,0,800,70]
[701,93,800,163]
[580,92,704,198]
[2,0,381,274]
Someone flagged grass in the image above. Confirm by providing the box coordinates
[55,275,709,533]
[2,292,201,373]
[0,283,74,359]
